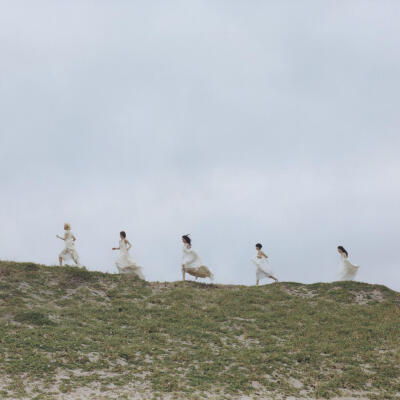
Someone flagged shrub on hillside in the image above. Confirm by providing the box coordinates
[14,311,55,326]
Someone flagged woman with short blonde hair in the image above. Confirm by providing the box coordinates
[56,223,80,266]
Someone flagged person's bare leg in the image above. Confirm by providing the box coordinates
[59,257,62,266]
[71,251,80,267]
[256,278,259,286]
[182,265,185,281]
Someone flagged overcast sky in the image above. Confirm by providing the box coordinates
[1,1,399,291]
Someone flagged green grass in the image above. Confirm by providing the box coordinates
[0,261,399,399]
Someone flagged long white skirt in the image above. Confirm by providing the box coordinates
[252,257,274,281]
[184,266,214,280]
[182,247,214,280]
[339,258,359,281]
[116,251,144,280]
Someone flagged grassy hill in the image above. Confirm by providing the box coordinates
[0,261,399,400]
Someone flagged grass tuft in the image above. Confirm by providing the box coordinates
[14,311,55,326]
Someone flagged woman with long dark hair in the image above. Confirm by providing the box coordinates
[337,245,359,281]
[181,235,213,281]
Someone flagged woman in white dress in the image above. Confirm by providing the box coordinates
[181,235,213,281]
[56,223,81,267]
[252,243,278,285]
[338,246,359,281]
[112,231,144,279]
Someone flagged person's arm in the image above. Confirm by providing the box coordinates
[56,234,65,241]
[72,235,76,242]
[261,251,269,259]
[125,240,132,251]
[112,246,120,250]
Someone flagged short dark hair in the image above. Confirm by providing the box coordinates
[256,243,262,249]
[182,235,191,245]
[120,231,126,238]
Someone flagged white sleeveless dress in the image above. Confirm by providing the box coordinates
[182,245,213,280]
[339,253,359,281]
[59,230,80,266]
[115,239,144,279]
[252,254,274,281]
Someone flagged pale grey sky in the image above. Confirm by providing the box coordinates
[1,1,399,290]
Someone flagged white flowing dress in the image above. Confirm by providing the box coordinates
[339,253,359,281]
[182,245,213,280]
[252,254,274,281]
[59,230,80,266]
[115,239,145,279]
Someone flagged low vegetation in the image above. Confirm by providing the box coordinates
[0,261,399,399]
